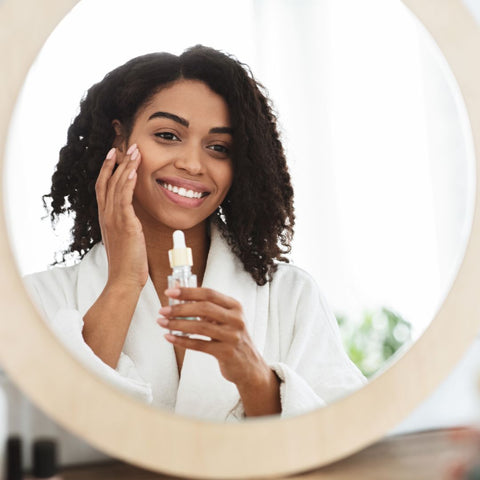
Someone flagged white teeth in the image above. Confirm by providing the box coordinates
[161,182,204,199]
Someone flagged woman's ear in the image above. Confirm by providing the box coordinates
[112,120,126,152]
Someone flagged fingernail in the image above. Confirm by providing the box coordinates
[165,288,181,298]
[106,147,115,160]
[126,143,137,155]
[128,169,136,180]
[130,148,139,161]
[159,306,172,315]
[157,318,169,327]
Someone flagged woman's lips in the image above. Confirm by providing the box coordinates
[156,179,210,207]
[157,176,210,194]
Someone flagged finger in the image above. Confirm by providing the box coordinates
[165,287,239,310]
[114,149,142,207]
[158,317,230,341]
[95,148,117,210]
[105,143,138,213]
[164,333,218,355]
[160,301,238,327]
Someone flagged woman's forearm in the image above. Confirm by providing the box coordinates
[82,282,142,368]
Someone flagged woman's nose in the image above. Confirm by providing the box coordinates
[173,145,204,175]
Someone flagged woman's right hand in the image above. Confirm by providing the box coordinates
[95,144,148,290]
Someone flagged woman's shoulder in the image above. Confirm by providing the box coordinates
[271,261,318,287]
[23,243,107,316]
[23,243,105,289]
[269,262,325,303]
[24,261,80,288]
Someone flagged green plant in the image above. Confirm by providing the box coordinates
[336,307,412,378]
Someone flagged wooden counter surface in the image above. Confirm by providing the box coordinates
[59,427,480,480]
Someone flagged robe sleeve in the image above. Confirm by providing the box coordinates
[269,267,367,418]
[23,271,153,404]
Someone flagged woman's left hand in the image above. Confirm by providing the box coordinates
[158,287,269,388]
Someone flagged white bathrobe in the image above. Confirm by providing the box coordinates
[24,225,366,421]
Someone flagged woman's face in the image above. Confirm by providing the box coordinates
[124,79,234,231]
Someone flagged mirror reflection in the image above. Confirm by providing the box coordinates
[4,0,475,420]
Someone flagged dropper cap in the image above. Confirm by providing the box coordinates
[168,230,193,268]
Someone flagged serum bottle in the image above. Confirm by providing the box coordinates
[168,230,197,336]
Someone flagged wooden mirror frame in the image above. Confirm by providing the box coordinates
[1,0,480,478]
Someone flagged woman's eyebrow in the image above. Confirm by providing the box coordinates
[148,111,189,127]
[148,111,232,134]
[209,126,233,135]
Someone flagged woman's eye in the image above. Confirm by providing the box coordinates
[208,144,230,155]
[154,132,179,141]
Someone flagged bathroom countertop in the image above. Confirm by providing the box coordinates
[60,427,480,480]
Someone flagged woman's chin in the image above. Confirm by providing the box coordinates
[152,215,210,233]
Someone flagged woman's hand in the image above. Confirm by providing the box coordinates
[82,145,147,368]
[157,287,281,416]
[95,145,148,290]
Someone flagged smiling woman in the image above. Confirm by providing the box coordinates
[22,46,366,421]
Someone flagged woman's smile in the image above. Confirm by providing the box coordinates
[156,176,211,207]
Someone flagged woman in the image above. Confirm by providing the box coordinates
[25,45,366,421]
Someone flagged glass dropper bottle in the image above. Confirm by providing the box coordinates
[167,230,197,336]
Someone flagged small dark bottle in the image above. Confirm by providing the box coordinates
[5,436,23,480]
[30,439,62,480]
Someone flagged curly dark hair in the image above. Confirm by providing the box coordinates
[44,45,295,286]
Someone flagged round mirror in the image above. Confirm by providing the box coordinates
[1,0,480,478]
